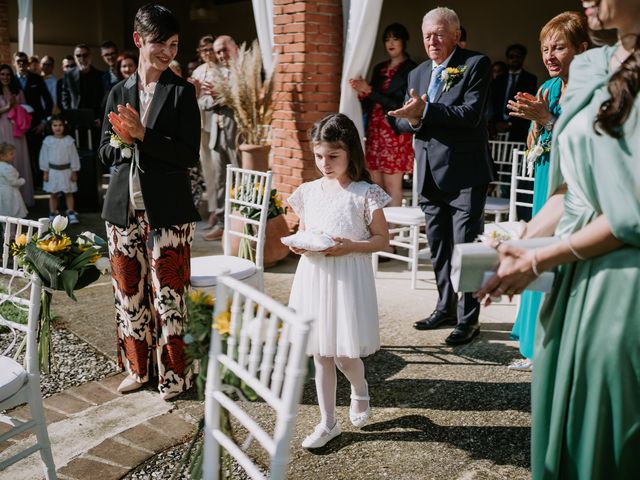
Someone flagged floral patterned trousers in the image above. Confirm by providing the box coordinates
[106,210,195,399]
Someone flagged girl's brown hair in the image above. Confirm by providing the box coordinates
[310,113,371,183]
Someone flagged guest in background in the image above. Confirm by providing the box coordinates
[0,142,28,219]
[14,51,52,190]
[349,23,417,207]
[41,55,57,112]
[489,44,538,141]
[458,26,467,48]
[115,51,138,80]
[57,55,75,109]
[28,55,41,75]
[100,40,119,92]
[169,60,182,77]
[0,63,33,206]
[186,58,200,79]
[506,11,590,372]
[491,60,508,80]
[60,43,105,124]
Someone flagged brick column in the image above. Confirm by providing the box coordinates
[0,0,10,64]
[271,0,343,227]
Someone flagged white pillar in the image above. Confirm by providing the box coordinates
[17,0,33,55]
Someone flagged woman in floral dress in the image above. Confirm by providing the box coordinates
[350,23,416,207]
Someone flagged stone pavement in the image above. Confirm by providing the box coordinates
[1,213,532,479]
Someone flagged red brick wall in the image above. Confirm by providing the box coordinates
[271,0,343,227]
[0,0,10,64]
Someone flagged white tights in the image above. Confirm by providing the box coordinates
[313,355,369,429]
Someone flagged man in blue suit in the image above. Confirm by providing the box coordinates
[389,7,493,345]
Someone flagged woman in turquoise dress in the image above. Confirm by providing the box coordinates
[475,0,640,476]
[506,12,590,369]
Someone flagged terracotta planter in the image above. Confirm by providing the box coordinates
[228,214,291,268]
[238,143,270,172]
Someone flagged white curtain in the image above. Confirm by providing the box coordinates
[252,0,275,76]
[17,0,33,55]
[339,0,383,138]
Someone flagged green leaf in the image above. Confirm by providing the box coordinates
[61,269,79,300]
[74,267,100,291]
[68,247,99,270]
[24,243,64,289]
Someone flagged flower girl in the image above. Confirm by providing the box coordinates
[287,113,390,448]
[39,115,81,223]
[0,142,28,219]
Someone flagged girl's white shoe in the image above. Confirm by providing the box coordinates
[301,422,341,449]
[349,382,371,428]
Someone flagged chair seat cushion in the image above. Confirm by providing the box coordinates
[191,255,257,288]
[0,356,27,402]
[485,197,510,212]
[383,206,425,225]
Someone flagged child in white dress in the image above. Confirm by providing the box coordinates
[287,113,391,449]
[39,115,81,223]
[0,142,28,218]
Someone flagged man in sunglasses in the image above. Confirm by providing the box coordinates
[60,43,105,125]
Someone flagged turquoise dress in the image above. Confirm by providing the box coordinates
[532,46,640,479]
[510,77,563,360]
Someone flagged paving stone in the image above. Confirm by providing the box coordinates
[145,412,197,443]
[86,438,153,468]
[43,392,92,415]
[2,405,67,441]
[116,424,176,453]
[57,456,128,480]
[98,372,127,394]
[66,381,119,405]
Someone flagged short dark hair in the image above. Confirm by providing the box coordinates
[13,51,28,60]
[74,43,90,52]
[310,113,371,183]
[134,4,180,43]
[100,40,118,51]
[63,54,75,62]
[382,23,410,52]
[506,43,527,58]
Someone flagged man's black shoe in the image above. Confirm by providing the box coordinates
[445,324,480,345]
[413,310,457,330]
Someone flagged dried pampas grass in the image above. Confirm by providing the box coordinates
[211,40,275,146]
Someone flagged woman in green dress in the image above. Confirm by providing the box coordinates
[506,12,590,370]
[476,0,640,477]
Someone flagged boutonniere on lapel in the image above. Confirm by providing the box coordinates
[441,65,467,92]
[107,130,135,159]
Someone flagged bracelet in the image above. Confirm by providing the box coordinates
[566,236,586,260]
[531,249,541,277]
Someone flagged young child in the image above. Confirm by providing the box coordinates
[287,113,391,449]
[39,115,81,223]
[0,142,28,218]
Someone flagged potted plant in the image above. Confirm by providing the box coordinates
[211,39,275,171]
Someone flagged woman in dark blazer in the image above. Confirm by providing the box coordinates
[350,23,417,207]
[99,4,200,400]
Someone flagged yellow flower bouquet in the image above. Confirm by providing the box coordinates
[9,215,109,372]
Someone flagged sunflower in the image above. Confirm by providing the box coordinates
[37,235,72,253]
[213,311,231,335]
[190,289,214,307]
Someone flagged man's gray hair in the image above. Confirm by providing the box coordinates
[422,7,461,32]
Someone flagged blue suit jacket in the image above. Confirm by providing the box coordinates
[394,48,494,195]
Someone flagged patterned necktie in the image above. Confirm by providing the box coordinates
[428,65,446,102]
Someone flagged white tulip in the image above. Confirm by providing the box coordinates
[121,147,133,159]
[80,231,96,243]
[51,215,68,233]
[95,257,111,274]
[109,137,119,148]
[440,70,450,81]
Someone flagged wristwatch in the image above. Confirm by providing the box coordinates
[543,116,556,132]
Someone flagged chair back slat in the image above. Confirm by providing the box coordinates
[489,140,527,192]
[508,150,536,221]
[222,167,273,270]
[203,275,313,480]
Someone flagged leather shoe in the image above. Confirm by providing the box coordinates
[413,310,457,330]
[445,324,480,345]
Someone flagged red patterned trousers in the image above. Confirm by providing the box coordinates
[106,210,195,399]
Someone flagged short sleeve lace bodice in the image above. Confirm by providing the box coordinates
[288,179,390,242]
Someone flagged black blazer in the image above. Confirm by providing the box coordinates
[394,48,494,194]
[60,65,105,120]
[99,69,201,229]
[20,72,53,126]
[362,58,417,134]
[489,69,538,142]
